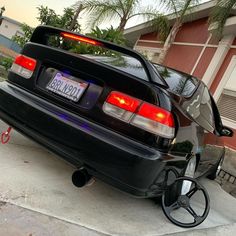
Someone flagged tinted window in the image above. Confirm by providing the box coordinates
[153,64,199,97]
[84,55,149,81]
[181,83,215,132]
[45,35,149,81]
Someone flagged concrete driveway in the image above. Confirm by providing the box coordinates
[0,120,236,236]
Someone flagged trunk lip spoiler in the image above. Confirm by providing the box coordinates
[30,25,169,88]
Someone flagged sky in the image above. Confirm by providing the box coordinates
[1,0,209,31]
[1,0,77,26]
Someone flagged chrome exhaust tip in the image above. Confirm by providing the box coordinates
[72,168,92,188]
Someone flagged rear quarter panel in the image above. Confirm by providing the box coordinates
[169,82,224,177]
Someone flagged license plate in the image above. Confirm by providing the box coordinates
[46,73,88,102]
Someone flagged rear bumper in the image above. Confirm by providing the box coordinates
[0,81,180,197]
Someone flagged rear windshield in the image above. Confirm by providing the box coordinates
[40,31,199,91]
[45,34,149,81]
[153,64,199,97]
[84,55,148,81]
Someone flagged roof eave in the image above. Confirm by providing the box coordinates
[2,16,23,27]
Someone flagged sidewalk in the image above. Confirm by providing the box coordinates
[1,201,236,236]
[1,120,236,235]
[0,202,104,236]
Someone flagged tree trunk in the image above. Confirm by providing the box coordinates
[118,17,128,32]
[69,4,83,31]
[156,21,182,64]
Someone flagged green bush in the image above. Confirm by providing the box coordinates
[0,57,13,71]
[0,66,8,81]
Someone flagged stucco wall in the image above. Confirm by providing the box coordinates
[192,47,217,79]
[174,18,209,44]
[136,18,219,79]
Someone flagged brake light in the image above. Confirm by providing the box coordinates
[136,103,174,127]
[11,55,37,79]
[130,103,175,138]
[106,92,141,112]
[103,91,175,138]
[61,32,103,46]
[14,55,36,71]
[103,91,141,122]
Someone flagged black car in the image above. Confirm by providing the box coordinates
[0,26,233,203]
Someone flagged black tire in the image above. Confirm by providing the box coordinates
[207,153,224,180]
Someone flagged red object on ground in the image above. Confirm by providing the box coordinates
[1,127,12,144]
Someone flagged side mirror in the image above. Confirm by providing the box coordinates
[220,126,234,137]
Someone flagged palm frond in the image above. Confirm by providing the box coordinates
[151,14,171,41]
[156,0,199,19]
[117,0,126,15]
[82,0,122,14]
[157,0,179,17]
[81,0,123,28]
[72,1,86,9]
[209,0,236,38]
[128,5,157,20]
[124,0,141,15]
[86,8,121,29]
[180,0,199,19]
[74,0,161,30]
[177,0,199,22]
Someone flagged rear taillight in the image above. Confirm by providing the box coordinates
[11,55,37,79]
[103,91,141,122]
[130,103,175,138]
[103,91,175,138]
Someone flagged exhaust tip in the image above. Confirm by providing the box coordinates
[72,169,92,188]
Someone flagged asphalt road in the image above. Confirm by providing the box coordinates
[0,120,236,236]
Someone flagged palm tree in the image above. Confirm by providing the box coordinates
[152,0,199,64]
[69,2,85,31]
[209,0,236,38]
[74,0,158,32]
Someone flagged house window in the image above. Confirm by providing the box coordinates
[134,46,161,62]
[218,89,236,123]
[217,65,236,124]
